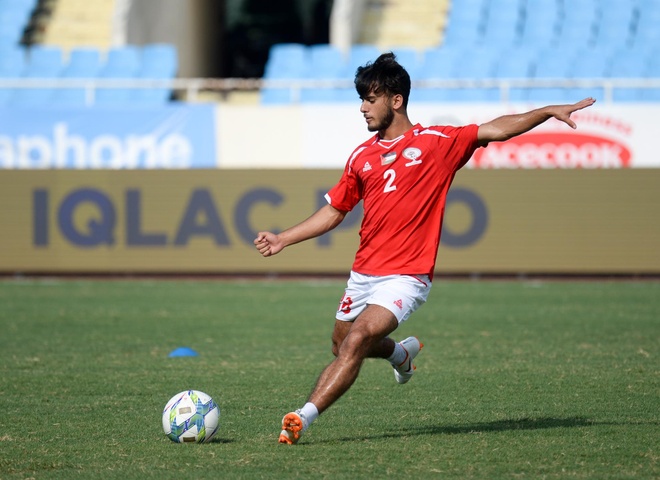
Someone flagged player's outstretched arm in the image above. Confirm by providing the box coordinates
[477,97,596,146]
[254,203,347,257]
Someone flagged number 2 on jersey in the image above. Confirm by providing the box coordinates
[383,169,397,193]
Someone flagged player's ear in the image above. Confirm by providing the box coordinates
[391,93,404,110]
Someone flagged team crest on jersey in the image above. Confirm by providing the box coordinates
[403,147,422,166]
[380,151,397,165]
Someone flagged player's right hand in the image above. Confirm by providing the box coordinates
[254,232,283,257]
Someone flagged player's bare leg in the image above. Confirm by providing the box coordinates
[332,315,423,384]
[279,305,397,444]
[309,304,398,413]
[331,318,397,358]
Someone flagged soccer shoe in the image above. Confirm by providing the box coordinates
[278,411,305,444]
[393,336,424,384]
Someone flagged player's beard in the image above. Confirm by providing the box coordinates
[368,105,395,132]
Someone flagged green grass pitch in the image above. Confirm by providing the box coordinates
[0,278,658,479]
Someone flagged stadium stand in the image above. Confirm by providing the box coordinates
[260,0,660,104]
[0,0,180,106]
[359,0,448,50]
[10,45,63,106]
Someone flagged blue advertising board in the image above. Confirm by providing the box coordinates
[0,105,217,168]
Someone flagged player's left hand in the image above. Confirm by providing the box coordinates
[552,97,596,129]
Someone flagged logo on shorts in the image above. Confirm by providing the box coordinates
[393,299,403,310]
[339,295,353,314]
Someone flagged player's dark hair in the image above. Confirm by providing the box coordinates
[354,52,411,108]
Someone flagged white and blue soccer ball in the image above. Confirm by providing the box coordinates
[162,390,220,443]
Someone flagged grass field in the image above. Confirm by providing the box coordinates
[0,278,658,479]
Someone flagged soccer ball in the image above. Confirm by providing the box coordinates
[162,390,220,443]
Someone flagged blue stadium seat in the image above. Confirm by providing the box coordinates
[101,46,141,76]
[0,46,25,105]
[263,43,307,79]
[519,0,561,47]
[592,5,635,48]
[481,6,522,47]
[94,46,140,105]
[449,48,499,101]
[527,48,575,102]
[261,43,308,103]
[565,48,611,102]
[130,44,178,105]
[300,44,345,103]
[493,48,536,102]
[557,6,598,48]
[139,43,178,77]
[442,18,483,47]
[50,48,102,106]
[305,44,345,79]
[10,46,64,106]
[415,47,462,102]
[609,48,649,102]
[630,8,660,48]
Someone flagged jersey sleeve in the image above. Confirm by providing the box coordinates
[435,124,481,172]
[324,151,363,212]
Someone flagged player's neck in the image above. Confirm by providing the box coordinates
[378,116,414,141]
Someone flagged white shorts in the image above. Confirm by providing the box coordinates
[335,271,432,324]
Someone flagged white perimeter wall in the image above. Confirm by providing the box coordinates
[215,103,660,169]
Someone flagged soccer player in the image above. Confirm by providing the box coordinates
[254,53,595,444]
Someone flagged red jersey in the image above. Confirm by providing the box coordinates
[325,123,481,279]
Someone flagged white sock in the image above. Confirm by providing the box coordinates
[299,402,319,432]
[387,340,408,366]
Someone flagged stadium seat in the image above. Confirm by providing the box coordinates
[94,46,140,105]
[592,4,636,49]
[481,7,522,47]
[261,43,308,103]
[300,44,345,103]
[263,43,307,79]
[493,48,536,102]
[519,0,561,48]
[50,47,102,106]
[527,48,575,102]
[565,48,611,102]
[10,45,64,106]
[442,18,482,47]
[139,43,178,78]
[0,46,25,105]
[415,46,463,102]
[449,48,499,101]
[609,48,649,102]
[130,44,178,105]
[305,44,345,79]
[557,6,598,48]
[630,8,660,48]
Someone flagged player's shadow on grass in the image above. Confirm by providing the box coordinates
[414,416,595,436]
[330,416,594,443]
